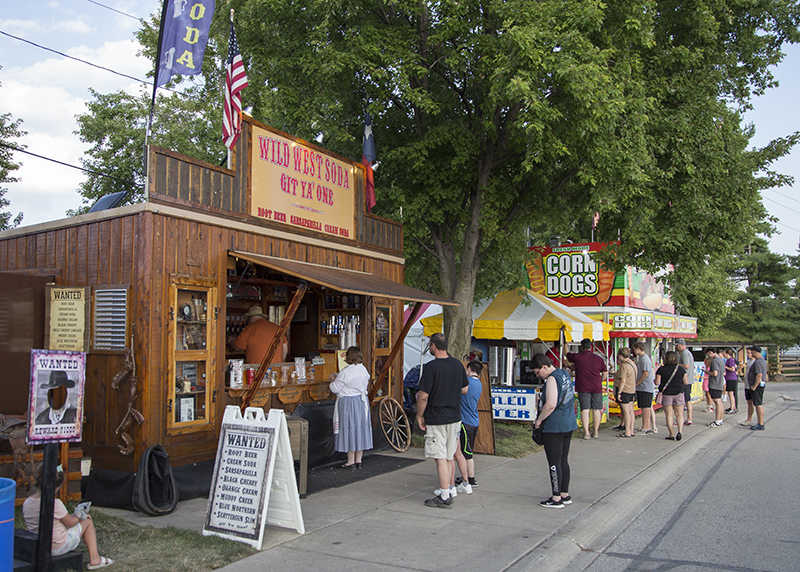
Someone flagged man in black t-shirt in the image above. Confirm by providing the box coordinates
[417,333,469,508]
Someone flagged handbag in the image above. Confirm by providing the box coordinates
[531,424,544,445]
[656,366,680,405]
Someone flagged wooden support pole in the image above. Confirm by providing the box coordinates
[35,443,58,572]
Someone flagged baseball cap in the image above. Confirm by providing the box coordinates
[675,338,686,345]
[748,345,762,353]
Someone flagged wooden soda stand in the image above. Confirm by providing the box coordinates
[0,116,453,502]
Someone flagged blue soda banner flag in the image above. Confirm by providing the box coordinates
[156,0,216,87]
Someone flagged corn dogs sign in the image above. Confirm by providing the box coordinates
[526,242,674,312]
[527,243,617,306]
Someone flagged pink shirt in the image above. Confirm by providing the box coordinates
[23,495,70,551]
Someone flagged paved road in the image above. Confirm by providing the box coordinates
[518,383,800,572]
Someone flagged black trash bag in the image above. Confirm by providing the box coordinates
[131,444,180,516]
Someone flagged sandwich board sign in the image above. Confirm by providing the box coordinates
[203,406,304,548]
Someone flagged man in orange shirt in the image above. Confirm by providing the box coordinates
[229,305,288,364]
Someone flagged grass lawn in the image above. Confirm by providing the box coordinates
[15,502,256,572]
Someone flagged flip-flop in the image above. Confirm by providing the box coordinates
[87,557,115,570]
[617,434,634,438]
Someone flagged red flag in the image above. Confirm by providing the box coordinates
[363,157,376,212]
[362,113,376,212]
[223,21,249,150]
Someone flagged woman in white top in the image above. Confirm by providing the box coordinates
[330,346,373,469]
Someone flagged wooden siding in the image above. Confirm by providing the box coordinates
[0,210,405,471]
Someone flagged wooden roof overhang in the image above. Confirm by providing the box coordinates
[229,251,456,408]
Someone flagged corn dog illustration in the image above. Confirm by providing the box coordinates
[526,249,546,294]
[596,262,615,305]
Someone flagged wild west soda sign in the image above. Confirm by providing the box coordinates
[250,125,356,240]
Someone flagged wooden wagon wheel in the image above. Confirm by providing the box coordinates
[378,396,411,452]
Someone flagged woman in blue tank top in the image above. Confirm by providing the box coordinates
[532,352,578,509]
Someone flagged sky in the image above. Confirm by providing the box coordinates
[1,1,799,256]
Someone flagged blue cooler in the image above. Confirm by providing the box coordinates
[0,477,16,572]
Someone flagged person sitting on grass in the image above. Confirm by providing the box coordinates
[23,464,114,570]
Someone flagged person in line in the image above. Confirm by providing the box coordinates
[614,348,637,438]
[228,305,288,364]
[416,333,469,508]
[702,354,714,412]
[632,342,656,434]
[723,348,739,414]
[330,346,373,469]
[675,339,695,426]
[532,353,578,508]
[24,465,114,570]
[452,359,483,494]
[740,349,757,426]
[566,338,607,440]
[746,346,768,430]
[705,348,726,427]
[654,351,688,441]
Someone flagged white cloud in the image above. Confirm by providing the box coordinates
[0,19,44,35]
[54,19,93,35]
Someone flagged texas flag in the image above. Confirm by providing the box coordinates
[362,112,376,212]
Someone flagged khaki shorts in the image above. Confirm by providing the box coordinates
[424,421,461,460]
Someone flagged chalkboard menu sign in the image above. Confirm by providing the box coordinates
[204,407,304,548]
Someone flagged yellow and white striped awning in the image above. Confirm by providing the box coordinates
[421,288,611,342]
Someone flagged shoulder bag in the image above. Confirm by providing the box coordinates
[656,366,680,405]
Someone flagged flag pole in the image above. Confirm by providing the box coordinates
[227,9,234,170]
[144,0,170,202]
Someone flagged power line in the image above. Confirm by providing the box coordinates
[0,29,148,86]
[85,0,144,22]
[0,29,184,95]
[765,187,800,206]
[0,142,138,187]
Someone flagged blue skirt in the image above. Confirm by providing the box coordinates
[335,395,373,453]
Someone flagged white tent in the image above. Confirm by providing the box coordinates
[421,288,611,342]
[403,303,441,377]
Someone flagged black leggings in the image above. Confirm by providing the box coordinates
[542,431,573,497]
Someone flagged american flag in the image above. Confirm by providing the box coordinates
[223,21,249,150]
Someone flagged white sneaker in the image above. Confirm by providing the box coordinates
[434,486,457,498]
[456,482,473,495]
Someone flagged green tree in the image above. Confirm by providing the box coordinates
[76,2,800,358]
[722,236,800,346]
[0,113,25,230]
[0,72,25,230]
[230,0,799,357]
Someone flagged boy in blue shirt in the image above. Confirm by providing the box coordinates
[454,360,483,493]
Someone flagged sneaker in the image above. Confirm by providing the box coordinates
[454,477,464,486]
[740,421,753,426]
[560,495,572,505]
[540,498,564,509]
[750,424,765,431]
[468,478,478,487]
[707,420,723,427]
[643,429,654,435]
[434,486,457,498]
[583,433,592,440]
[725,408,732,413]
[456,482,473,495]
[725,409,738,415]
[704,407,715,413]
[685,420,693,426]
[424,494,453,509]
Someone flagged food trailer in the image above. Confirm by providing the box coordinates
[526,241,700,412]
[0,116,453,501]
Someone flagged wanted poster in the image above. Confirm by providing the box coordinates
[27,349,86,444]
